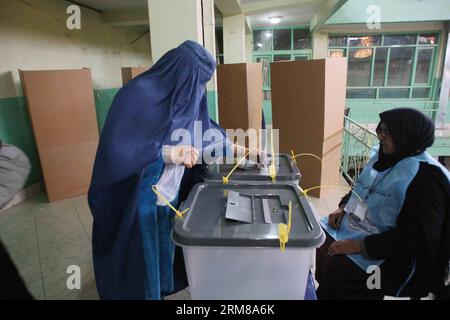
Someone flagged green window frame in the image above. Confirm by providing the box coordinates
[252,26,312,93]
[328,33,439,100]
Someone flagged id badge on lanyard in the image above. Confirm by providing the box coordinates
[351,167,392,221]
[353,202,367,220]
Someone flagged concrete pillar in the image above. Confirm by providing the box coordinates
[312,31,328,59]
[147,0,203,62]
[147,0,218,120]
[245,33,253,63]
[223,14,246,64]
[202,0,219,121]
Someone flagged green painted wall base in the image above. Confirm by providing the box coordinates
[206,90,217,122]
[0,96,42,186]
[0,88,121,187]
[94,88,120,132]
[0,88,224,188]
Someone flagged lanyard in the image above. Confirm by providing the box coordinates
[365,167,395,200]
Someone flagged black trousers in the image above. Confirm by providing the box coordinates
[0,241,33,300]
[315,232,384,300]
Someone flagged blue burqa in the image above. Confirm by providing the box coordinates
[88,41,226,300]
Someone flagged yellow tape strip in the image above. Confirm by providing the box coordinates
[151,185,189,219]
[279,201,292,252]
[290,151,323,164]
[222,148,251,184]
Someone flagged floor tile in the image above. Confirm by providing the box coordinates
[43,261,97,300]
[27,279,46,300]
[0,215,41,283]
[36,206,92,277]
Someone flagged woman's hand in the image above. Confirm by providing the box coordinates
[328,240,362,256]
[162,145,199,168]
[233,144,267,164]
[328,207,345,230]
[182,146,199,168]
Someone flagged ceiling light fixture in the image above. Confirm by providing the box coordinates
[268,16,282,25]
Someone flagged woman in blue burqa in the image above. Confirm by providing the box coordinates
[88,41,249,299]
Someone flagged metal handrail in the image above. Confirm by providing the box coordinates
[341,116,378,185]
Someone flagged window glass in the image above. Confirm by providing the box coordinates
[254,30,273,51]
[273,55,291,62]
[215,29,223,55]
[379,88,410,98]
[418,34,437,45]
[328,49,346,58]
[273,29,291,50]
[412,88,430,98]
[373,48,388,86]
[384,35,416,45]
[347,48,373,86]
[329,35,347,47]
[346,89,377,99]
[348,36,381,47]
[387,47,414,86]
[415,49,433,84]
[293,29,311,49]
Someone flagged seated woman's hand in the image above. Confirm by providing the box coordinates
[328,239,362,256]
[328,207,345,229]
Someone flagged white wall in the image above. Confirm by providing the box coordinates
[148,0,203,62]
[245,33,253,62]
[0,0,152,99]
[223,14,246,64]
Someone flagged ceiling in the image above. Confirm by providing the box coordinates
[69,0,337,30]
[243,0,327,27]
[70,0,147,11]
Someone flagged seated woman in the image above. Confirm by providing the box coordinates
[316,108,450,300]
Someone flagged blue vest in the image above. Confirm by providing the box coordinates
[321,146,450,272]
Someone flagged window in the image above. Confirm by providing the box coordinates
[254,30,273,51]
[256,56,271,89]
[349,35,381,47]
[253,27,312,94]
[215,28,224,64]
[293,29,311,50]
[373,48,388,86]
[415,49,433,84]
[387,47,414,86]
[329,36,347,47]
[348,48,373,86]
[274,54,291,62]
[329,33,438,99]
[273,29,291,50]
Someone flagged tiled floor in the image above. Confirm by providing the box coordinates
[0,192,97,300]
[0,180,349,300]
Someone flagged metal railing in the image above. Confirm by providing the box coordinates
[341,115,378,185]
[340,102,450,183]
